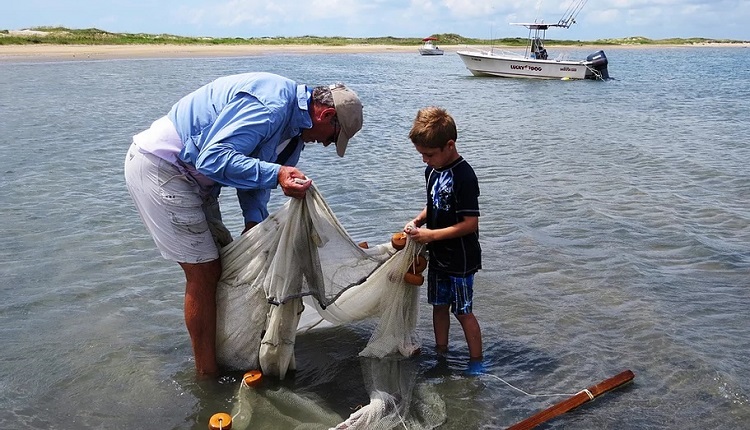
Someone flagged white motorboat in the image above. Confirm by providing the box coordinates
[418,37,444,56]
[456,1,609,80]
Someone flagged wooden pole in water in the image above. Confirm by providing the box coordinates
[507,369,635,430]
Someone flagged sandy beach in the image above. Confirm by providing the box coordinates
[0,44,419,62]
[1,42,747,63]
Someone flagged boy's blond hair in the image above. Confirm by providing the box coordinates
[408,106,457,149]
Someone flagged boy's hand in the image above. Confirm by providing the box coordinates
[407,226,432,244]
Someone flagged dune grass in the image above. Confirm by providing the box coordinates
[0,27,746,47]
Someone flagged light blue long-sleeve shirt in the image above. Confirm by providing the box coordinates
[167,72,312,224]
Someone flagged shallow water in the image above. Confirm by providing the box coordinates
[1,47,749,429]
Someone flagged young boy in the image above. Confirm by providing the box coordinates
[404,107,483,370]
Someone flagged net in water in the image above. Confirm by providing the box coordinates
[214,184,445,428]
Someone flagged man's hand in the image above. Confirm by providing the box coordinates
[278,166,312,199]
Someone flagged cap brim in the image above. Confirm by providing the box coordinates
[335,135,349,157]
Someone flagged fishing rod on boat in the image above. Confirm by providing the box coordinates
[558,0,589,28]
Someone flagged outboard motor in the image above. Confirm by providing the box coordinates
[584,50,609,80]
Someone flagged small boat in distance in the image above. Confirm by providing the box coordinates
[456,0,609,80]
[418,37,444,56]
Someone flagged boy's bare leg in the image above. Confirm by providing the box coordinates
[433,304,451,354]
[457,313,483,360]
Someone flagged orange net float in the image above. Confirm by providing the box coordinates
[408,255,427,274]
[242,369,263,387]
[404,271,424,286]
[391,232,407,250]
[208,412,232,430]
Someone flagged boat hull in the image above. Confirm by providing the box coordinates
[457,50,600,80]
[419,48,444,56]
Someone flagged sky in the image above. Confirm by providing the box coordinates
[3,0,749,42]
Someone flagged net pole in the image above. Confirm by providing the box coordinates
[506,369,635,430]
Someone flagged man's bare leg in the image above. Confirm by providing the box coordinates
[179,259,222,375]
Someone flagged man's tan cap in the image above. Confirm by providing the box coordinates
[330,84,363,157]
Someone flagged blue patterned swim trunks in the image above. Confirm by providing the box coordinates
[427,271,475,315]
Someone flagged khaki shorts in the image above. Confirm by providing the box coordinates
[124,143,232,263]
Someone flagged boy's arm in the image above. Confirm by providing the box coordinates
[408,215,478,244]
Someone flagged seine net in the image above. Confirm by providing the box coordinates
[227,357,447,430]
[216,183,425,376]
[214,183,445,428]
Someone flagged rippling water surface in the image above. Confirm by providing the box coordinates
[1,47,749,429]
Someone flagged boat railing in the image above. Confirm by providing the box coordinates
[486,47,527,57]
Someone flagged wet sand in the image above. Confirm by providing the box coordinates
[0,44,417,62]
[1,42,747,63]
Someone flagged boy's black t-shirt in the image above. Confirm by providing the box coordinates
[424,156,482,276]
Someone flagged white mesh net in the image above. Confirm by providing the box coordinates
[225,357,447,430]
[214,184,445,429]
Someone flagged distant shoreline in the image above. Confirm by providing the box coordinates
[1,42,748,63]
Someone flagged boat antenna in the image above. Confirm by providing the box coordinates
[534,0,543,22]
[557,0,588,28]
[489,23,495,53]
